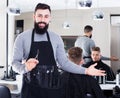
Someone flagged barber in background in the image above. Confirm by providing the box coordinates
[75,25,118,64]
[12,3,105,98]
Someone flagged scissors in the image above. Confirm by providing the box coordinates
[35,49,39,60]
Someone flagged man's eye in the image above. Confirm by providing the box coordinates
[38,15,42,17]
[45,15,49,18]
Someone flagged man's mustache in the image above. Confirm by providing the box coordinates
[37,22,47,25]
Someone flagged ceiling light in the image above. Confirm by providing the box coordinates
[93,10,104,20]
[92,0,104,20]
[77,0,92,9]
[63,21,71,29]
[62,0,71,29]
[7,4,21,16]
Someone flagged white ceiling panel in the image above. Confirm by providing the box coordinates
[8,0,120,13]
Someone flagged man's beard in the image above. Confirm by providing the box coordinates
[34,22,49,34]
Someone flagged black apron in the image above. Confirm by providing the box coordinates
[21,29,63,98]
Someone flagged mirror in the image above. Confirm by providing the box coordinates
[3,0,120,81]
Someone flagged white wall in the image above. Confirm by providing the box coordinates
[0,0,7,77]
[111,25,120,74]
[0,0,16,78]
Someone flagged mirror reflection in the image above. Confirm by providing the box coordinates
[1,1,120,98]
[3,0,120,78]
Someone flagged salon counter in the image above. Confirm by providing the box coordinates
[100,84,118,90]
[0,75,22,95]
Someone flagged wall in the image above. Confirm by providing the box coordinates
[111,25,120,74]
[0,0,16,78]
[0,0,7,77]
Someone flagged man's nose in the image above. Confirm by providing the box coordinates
[41,17,45,22]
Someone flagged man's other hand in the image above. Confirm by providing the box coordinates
[85,63,106,76]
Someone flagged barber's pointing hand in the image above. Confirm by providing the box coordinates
[25,58,39,71]
[85,63,106,76]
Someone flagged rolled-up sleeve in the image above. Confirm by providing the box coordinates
[12,34,28,74]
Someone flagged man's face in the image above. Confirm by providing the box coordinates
[91,51,101,61]
[33,9,51,34]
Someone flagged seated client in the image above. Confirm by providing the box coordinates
[83,46,115,81]
[62,47,105,98]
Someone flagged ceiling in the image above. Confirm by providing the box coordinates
[9,0,120,13]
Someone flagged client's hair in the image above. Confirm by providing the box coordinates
[68,47,83,64]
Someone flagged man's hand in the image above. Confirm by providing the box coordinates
[110,56,119,61]
[25,58,39,71]
[85,63,106,76]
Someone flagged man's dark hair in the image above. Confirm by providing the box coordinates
[84,25,93,33]
[92,46,101,52]
[34,3,51,13]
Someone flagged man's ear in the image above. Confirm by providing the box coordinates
[79,59,84,65]
[33,14,36,21]
[91,54,92,58]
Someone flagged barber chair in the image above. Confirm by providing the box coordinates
[112,86,120,98]
[0,85,11,98]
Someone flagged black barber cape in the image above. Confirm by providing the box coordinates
[83,60,115,81]
[62,72,106,98]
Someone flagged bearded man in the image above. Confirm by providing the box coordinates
[12,3,105,98]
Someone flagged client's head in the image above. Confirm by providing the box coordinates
[68,47,84,65]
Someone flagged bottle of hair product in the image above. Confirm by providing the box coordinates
[116,72,119,86]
